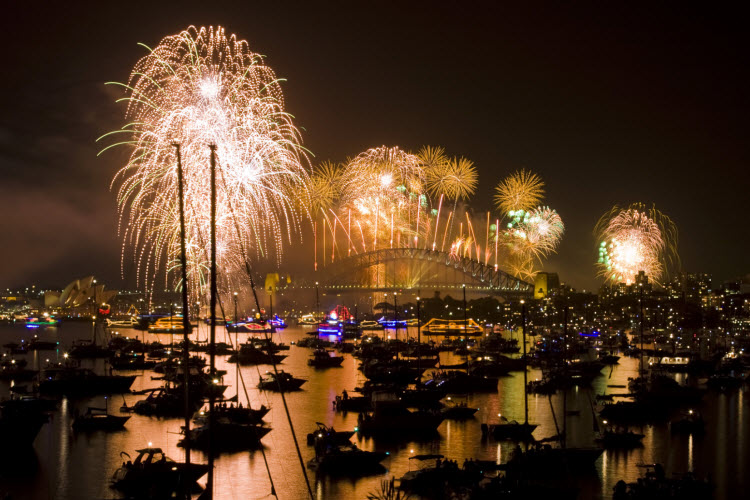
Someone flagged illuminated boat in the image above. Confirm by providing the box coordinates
[298,313,319,326]
[267,315,287,328]
[25,316,61,328]
[106,316,139,328]
[148,316,185,333]
[317,319,344,336]
[421,318,483,336]
[226,320,274,333]
[360,320,383,330]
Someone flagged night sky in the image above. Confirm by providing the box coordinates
[2,2,748,291]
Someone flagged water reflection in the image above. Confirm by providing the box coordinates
[0,322,748,499]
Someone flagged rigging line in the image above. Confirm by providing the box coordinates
[219,166,314,500]
[232,336,279,499]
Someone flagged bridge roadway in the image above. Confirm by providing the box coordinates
[282,247,534,296]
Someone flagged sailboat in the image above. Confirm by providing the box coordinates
[486,301,537,440]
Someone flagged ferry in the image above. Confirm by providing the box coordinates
[298,314,319,326]
[148,316,185,334]
[421,318,484,336]
[25,315,61,328]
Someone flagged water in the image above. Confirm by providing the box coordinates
[0,322,747,499]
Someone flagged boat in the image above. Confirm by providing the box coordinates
[69,339,113,358]
[612,464,713,500]
[0,358,36,381]
[193,403,269,426]
[399,455,490,496]
[308,349,344,368]
[357,401,444,435]
[110,447,209,497]
[110,352,156,370]
[595,426,645,448]
[317,318,344,336]
[504,443,603,472]
[0,398,49,447]
[227,342,287,365]
[27,338,60,351]
[360,320,383,330]
[482,418,538,441]
[106,316,139,328]
[25,316,61,328]
[669,409,705,434]
[307,442,387,474]
[148,316,185,333]
[440,399,479,419]
[226,320,274,333]
[306,422,355,446]
[257,370,306,392]
[424,370,498,393]
[297,314,319,326]
[421,318,484,336]
[267,315,287,329]
[72,406,130,431]
[38,364,136,396]
[179,420,271,452]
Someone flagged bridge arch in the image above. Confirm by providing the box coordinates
[313,248,533,293]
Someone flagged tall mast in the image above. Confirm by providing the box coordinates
[206,144,217,498]
[173,143,192,471]
[521,300,528,425]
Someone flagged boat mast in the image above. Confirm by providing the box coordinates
[416,295,421,388]
[639,281,644,379]
[207,144,217,498]
[562,301,568,449]
[234,292,240,401]
[174,143,193,472]
[521,299,528,425]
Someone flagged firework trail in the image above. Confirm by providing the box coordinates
[499,206,564,281]
[595,203,679,285]
[102,26,309,295]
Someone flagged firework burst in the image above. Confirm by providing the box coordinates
[595,203,679,285]
[494,169,545,214]
[102,25,309,294]
[500,206,564,279]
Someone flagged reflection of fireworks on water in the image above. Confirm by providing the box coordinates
[494,169,545,214]
[595,204,679,285]
[104,26,308,294]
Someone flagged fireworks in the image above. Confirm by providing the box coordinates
[494,169,545,214]
[103,26,309,294]
[336,146,426,250]
[500,206,564,280]
[307,160,342,214]
[422,147,478,200]
[595,203,679,285]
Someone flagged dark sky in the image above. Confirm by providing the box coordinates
[1,1,748,291]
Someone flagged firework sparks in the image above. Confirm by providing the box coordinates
[423,147,478,201]
[103,25,309,294]
[595,203,679,285]
[499,206,564,279]
[494,169,545,214]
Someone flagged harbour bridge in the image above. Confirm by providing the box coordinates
[288,248,534,297]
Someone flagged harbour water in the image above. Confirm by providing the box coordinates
[0,321,747,499]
